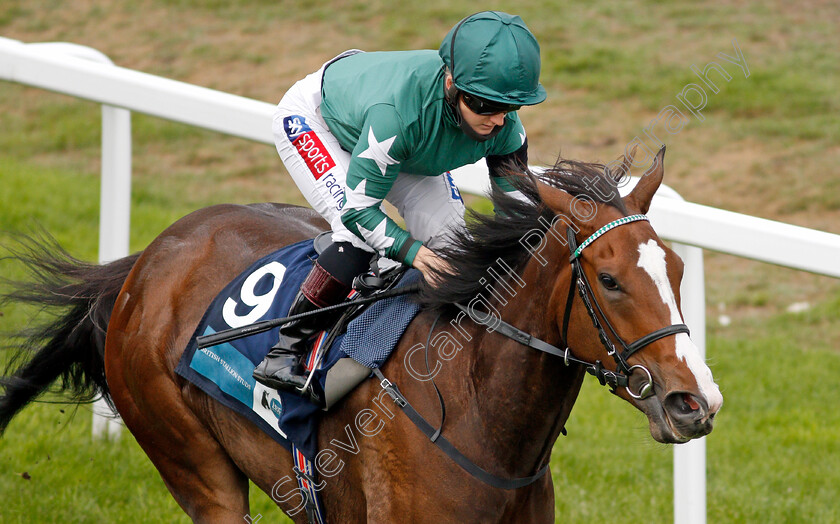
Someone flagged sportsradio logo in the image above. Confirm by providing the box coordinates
[284,116,336,180]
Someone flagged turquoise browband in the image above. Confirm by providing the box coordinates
[572,214,649,259]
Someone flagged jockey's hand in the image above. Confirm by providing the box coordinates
[412,245,453,288]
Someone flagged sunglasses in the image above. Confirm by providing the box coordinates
[461,92,521,115]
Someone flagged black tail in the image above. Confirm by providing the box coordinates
[0,232,140,435]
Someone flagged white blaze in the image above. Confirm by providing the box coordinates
[636,240,723,412]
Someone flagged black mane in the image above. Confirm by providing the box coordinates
[419,157,627,310]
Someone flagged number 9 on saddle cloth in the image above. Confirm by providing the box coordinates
[177,232,422,455]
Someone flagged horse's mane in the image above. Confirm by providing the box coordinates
[419,157,627,311]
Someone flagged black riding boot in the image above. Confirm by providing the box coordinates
[253,241,372,403]
[252,291,322,392]
[252,263,347,403]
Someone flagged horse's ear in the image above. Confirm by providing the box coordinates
[624,146,665,214]
[536,180,576,216]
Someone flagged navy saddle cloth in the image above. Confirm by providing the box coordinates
[175,239,421,459]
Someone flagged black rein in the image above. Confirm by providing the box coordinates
[375,219,692,490]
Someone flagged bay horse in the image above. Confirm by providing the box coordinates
[0,147,722,523]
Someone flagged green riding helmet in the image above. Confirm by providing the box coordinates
[439,11,547,107]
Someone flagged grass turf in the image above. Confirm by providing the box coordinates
[2,0,839,521]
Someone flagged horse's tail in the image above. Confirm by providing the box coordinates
[0,233,140,435]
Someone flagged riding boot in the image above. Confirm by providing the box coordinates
[252,261,350,401]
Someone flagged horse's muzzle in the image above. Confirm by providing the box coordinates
[640,389,717,443]
[663,391,715,439]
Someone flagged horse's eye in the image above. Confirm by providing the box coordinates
[599,273,620,291]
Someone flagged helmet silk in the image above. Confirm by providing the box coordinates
[439,11,547,106]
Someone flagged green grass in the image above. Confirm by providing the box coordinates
[0,401,292,523]
[2,0,837,145]
[3,252,839,522]
[2,0,840,521]
[3,149,840,523]
[0,403,188,523]
[551,292,840,524]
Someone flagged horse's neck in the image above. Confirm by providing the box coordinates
[448,258,584,475]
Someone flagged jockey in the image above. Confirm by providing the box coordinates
[253,11,547,398]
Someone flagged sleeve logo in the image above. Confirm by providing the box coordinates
[283,115,336,180]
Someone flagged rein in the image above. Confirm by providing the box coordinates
[201,216,691,493]
[376,213,690,490]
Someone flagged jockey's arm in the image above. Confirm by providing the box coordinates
[340,169,422,266]
[338,108,424,266]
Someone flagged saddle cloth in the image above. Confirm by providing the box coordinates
[175,239,421,459]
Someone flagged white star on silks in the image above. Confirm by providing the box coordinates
[357,127,398,176]
[344,179,383,211]
[357,219,395,252]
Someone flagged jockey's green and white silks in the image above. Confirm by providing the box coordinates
[315,50,527,264]
[273,58,458,265]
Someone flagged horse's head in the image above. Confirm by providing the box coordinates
[536,147,722,443]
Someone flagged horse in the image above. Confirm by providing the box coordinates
[0,146,722,523]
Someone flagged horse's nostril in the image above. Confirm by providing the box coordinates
[665,392,705,419]
[676,397,694,415]
[663,392,714,438]
[683,393,700,412]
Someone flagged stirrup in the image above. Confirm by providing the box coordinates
[257,335,327,399]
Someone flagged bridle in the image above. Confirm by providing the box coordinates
[450,213,690,399]
[558,214,690,399]
[374,213,691,490]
